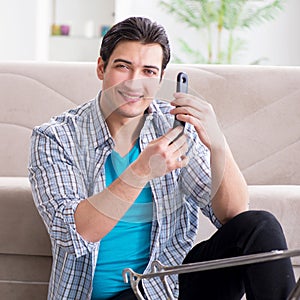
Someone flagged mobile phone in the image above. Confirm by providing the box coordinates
[173,72,188,128]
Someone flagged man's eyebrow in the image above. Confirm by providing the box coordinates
[144,65,160,71]
[113,58,132,65]
[113,58,160,71]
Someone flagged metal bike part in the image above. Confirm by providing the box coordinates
[123,249,300,300]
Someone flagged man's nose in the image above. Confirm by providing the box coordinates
[124,72,144,90]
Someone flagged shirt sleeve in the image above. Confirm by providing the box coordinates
[179,124,222,229]
[29,125,98,258]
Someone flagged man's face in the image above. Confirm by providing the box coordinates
[97,40,164,121]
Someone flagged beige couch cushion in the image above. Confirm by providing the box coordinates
[249,185,300,266]
[0,177,51,256]
[0,62,100,176]
[0,177,52,299]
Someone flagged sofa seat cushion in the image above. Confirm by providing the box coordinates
[0,177,51,256]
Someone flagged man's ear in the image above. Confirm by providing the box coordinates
[96,57,105,80]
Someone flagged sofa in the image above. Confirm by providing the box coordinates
[0,61,299,299]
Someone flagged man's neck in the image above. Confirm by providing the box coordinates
[106,114,145,157]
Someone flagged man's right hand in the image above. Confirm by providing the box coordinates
[131,126,189,181]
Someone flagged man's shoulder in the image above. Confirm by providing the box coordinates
[33,100,95,142]
[33,99,95,135]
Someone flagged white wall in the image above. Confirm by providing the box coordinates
[1,0,299,65]
[48,0,114,61]
[54,0,114,37]
[115,0,300,66]
[0,0,113,62]
[0,0,38,61]
[244,0,300,66]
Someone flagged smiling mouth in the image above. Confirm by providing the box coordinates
[118,90,144,102]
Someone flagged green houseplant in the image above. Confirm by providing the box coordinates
[159,0,286,64]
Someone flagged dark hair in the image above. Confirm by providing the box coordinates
[100,17,170,71]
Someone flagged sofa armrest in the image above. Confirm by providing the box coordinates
[249,185,300,266]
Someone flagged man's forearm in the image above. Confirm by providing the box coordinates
[75,164,149,242]
[211,139,249,225]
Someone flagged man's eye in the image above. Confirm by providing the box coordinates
[116,64,129,69]
[144,69,157,76]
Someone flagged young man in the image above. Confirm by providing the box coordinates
[29,17,295,300]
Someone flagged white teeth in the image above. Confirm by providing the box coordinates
[122,92,141,100]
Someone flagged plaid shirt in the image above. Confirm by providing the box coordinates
[29,93,221,299]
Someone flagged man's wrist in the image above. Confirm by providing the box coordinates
[120,163,150,189]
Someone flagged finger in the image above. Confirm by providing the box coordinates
[175,111,201,127]
[172,93,206,108]
[169,126,185,144]
[173,105,205,123]
[168,133,187,152]
[174,155,189,169]
[173,92,197,99]
[163,126,184,144]
[173,143,189,161]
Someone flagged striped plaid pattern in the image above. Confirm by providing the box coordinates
[29,93,220,299]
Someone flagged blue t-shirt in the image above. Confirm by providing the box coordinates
[92,140,153,299]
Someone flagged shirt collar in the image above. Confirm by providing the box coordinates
[91,94,171,150]
[91,91,114,150]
